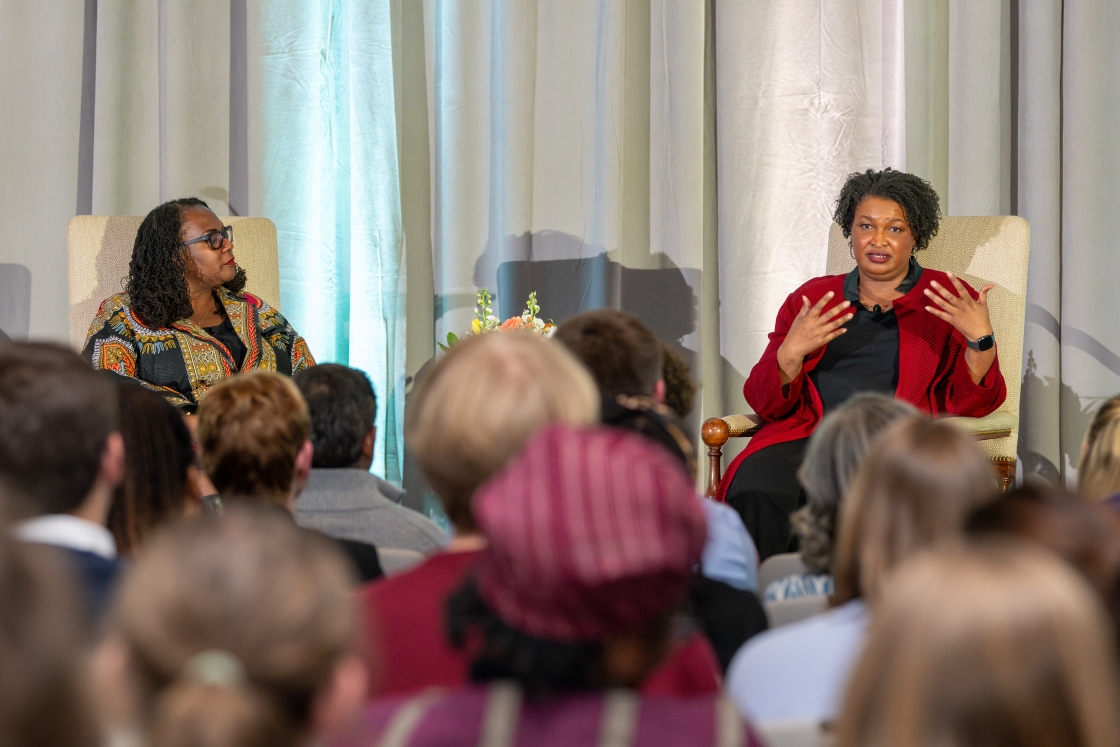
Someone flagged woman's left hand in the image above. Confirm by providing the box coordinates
[923,272,994,342]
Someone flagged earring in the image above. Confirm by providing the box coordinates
[849,241,855,260]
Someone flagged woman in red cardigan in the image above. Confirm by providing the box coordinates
[718,169,1006,559]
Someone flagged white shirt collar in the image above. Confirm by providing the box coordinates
[13,514,118,559]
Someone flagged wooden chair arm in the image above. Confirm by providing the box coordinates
[701,413,763,497]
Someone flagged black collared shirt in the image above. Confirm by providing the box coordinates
[808,258,923,413]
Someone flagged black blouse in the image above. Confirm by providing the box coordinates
[204,316,247,371]
[806,259,924,413]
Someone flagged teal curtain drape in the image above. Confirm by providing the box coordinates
[258,0,406,483]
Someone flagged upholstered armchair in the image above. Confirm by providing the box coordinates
[67,215,282,349]
[702,216,1030,496]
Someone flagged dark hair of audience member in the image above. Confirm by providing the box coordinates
[0,342,119,516]
[0,535,99,747]
[835,541,1120,747]
[293,364,377,469]
[553,309,663,398]
[831,416,998,606]
[792,394,918,574]
[197,371,310,505]
[405,332,599,533]
[110,383,198,555]
[660,342,696,419]
[106,506,360,747]
[447,581,635,695]
[967,481,1120,630]
[1079,393,1120,501]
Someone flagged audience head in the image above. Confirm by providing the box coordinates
[554,309,663,400]
[831,415,997,605]
[836,541,1120,747]
[0,538,99,747]
[0,342,123,520]
[659,341,696,419]
[405,332,598,533]
[294,364,378,470]
[449,425,706,693]
[99,506,365,747]
[1079,393,1120,501]
[793,393,918,574]
[127,197,247,329]
[197,370,312,509]
[599,396,697,479]
[968,481,1120,626]
[110,383,199,555]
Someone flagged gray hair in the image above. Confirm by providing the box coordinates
[792,393,918,573]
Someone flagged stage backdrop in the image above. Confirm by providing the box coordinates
[1,0,1117,491]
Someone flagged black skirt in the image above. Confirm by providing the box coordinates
[723,438,809,562]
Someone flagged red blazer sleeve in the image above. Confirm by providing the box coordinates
[743,283,845,421]
[743,292,805,421]
[927,278,1007,416]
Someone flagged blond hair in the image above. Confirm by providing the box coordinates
[197,371,310,505]
[831,415,998,605]
[836,540,1120,747]
[406,332,599,531]
[111,506,357,747]
[1079,394,1120,500]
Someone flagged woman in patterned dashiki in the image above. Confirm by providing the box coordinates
[83,198,314,412]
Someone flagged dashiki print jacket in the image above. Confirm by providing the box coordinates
[83,286,314,412]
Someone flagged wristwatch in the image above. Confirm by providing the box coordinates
[966,333,995,352]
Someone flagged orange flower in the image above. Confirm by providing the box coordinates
[499,317,526,330]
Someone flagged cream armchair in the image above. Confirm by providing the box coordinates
[67,215,282,349]
[702,216,1030,496]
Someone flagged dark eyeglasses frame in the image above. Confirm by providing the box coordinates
[183,225,234,251]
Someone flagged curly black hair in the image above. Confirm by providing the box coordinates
[127,197,247,328]
[833,168,942,251]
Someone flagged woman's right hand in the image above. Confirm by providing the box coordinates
[775,292,854,384]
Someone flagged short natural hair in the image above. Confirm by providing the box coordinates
[0,342,119,515]
[833,168,942,252]
[1079,394,1120,500]
[110,384,196,555]
[831,416,998,605]
[406,332,599,532]
[294,364,377,469]
[836,541,1120,747]
[110,506,356,747]
[0,538,99,747]
[792,394,918,574]
[554,310,663,398]
[197,371,309,505]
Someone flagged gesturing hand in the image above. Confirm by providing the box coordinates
[923,272,994,342]
[776,292,854,384]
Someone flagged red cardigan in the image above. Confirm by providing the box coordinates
[715,269,1007,502]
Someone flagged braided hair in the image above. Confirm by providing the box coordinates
[833,168,942,251]
[127,198,247,329]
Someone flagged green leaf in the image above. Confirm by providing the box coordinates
[447,331,460,345]
[437,342,448,352]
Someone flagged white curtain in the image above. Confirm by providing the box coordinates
[713,0,904,463]
[0,0,407,484]
[3,0,1117,489]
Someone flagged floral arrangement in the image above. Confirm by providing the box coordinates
[438,289,556,351]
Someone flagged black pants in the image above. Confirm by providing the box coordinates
[724,438,809,562]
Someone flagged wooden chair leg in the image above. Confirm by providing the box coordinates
[993,458,1016,494]
[701,418,730,498]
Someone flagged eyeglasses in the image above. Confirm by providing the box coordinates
[183,225,234,251]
